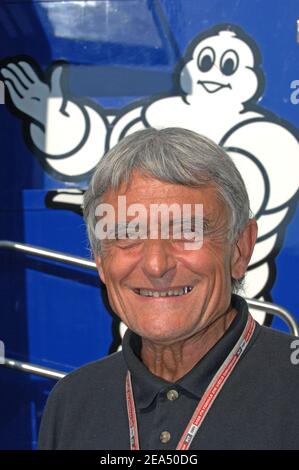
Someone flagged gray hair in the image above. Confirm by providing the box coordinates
[83,127,251,291]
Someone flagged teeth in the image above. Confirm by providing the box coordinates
[138,286,192,298]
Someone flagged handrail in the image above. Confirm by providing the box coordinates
[246,298,299,337]
[0,239,298,381]
[0,240,97,270]
[0,240,96,380]
[2,357,66,380]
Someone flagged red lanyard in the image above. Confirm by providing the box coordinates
[126,313,256,450]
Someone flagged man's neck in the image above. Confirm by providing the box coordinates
[140,307,237,382]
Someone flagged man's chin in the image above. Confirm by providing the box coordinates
[133,326,190,346]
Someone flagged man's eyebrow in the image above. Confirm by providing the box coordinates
[114,222,145,229]
[112,217,210,228]
[114,222,130,231]
[110,222,130,237]
[112,222,146,238]
[107,216,210,238]
[169,216,210,228]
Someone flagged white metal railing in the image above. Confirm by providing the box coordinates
[0,240,96,270]
[3,357,66,380]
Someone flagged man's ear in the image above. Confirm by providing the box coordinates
[231,219,258,281]
[95,254,106,284]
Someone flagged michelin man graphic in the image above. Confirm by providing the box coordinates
[1,24,298,332]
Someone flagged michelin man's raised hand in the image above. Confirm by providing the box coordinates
[1,61,64,126]
[1,59,108,179]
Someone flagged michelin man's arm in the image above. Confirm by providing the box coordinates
[1,60,109,178]
[223,120,298,212]
[108,105,146,148]
[31,102,108,178]
[224,119,298,300]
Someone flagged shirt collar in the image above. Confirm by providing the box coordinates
[122,294,250,410]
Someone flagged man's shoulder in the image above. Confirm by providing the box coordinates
[38,351,128,449]
[250,323,299,380]
[50,350,127,401]
[257,323,298,348]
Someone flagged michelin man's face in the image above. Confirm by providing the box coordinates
[180,31,259,105]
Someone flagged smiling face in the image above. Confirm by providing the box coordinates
[180,30,258,106]
[95,172,257,346]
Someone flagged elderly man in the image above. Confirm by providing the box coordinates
[38,128,299,450]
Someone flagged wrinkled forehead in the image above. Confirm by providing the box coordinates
[191,31,255,68]
[100,173,229,219]
[102,172,212,201]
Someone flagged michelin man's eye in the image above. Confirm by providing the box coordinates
[197,47,215,72]
[220,50,239,76]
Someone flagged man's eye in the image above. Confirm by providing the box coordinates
[115,238,143,249]
[115,229,144,248]
[115,231,127,240]
[115,229,132,239]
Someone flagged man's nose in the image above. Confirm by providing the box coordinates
[141,239,176,278]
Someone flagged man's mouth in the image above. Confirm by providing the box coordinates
[133,286,193,298]
[197,80,231,93]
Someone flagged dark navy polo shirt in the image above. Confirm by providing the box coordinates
[38,295,299,450]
